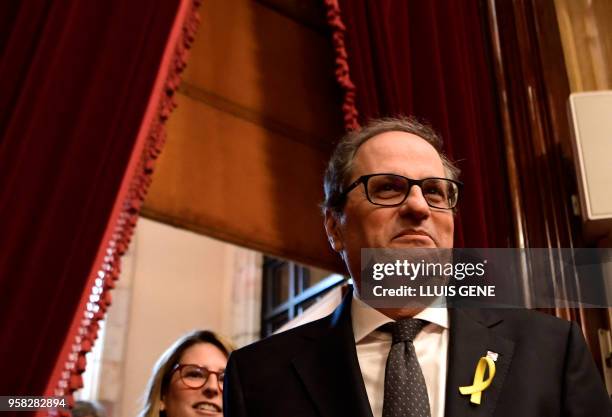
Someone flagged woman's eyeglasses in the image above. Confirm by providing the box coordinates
[172,364,225,391]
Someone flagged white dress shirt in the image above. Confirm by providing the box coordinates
[351,295,449,417]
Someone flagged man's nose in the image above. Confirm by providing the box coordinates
[398,185,430,219]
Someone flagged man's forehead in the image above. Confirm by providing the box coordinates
[352,131,445,175]
[357,130,437,152]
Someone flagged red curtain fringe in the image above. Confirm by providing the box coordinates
[323,0,360,131]
[50,0,202,406]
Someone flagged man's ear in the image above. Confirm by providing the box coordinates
[324,209,344,252]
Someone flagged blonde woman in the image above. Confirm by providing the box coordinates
[140,330,234,417]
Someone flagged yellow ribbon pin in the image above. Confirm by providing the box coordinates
[458,356,496,405]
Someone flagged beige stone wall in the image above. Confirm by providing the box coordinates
[81,218,261,417]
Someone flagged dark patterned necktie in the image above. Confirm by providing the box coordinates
[382,319,431,417]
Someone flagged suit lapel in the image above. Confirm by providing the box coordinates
[292,292,374,417]
[445,309,514,417]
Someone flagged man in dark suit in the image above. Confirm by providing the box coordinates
[224,117,611,417]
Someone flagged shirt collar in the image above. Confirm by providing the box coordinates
[351,289,449,343]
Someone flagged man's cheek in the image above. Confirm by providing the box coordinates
[440,218,454,247]
[359,225,378,246]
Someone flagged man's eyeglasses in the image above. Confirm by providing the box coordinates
[172,364,225,391]
[342,173,462,210]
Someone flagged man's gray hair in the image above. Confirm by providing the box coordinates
[322,116,460,215]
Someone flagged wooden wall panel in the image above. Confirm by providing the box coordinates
[142,0,345,272]
[143,95,341,270]
[182,0,341,146]
[485,0,610,372]
[554,0,612,92]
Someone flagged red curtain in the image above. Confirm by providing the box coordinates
[325,0,513,248]
[0,0,199,408]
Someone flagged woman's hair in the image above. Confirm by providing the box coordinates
[139,330,235,417]
[73,400,106,417]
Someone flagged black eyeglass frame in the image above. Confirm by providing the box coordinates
[341,173,463,210]
[172,363,225,391]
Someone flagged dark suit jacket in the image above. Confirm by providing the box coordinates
[224,292,611,417]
